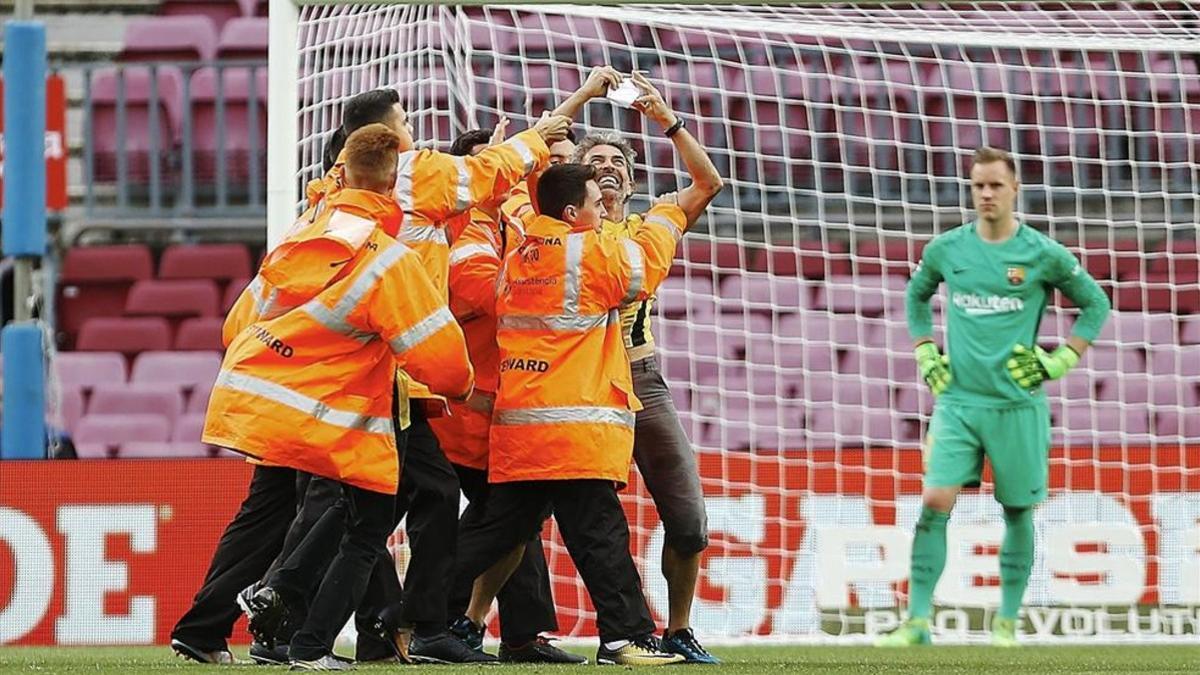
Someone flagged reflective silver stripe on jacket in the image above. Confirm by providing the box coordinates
[494,406,635,429]
[562,233,585,314]
[215,370,392,435]
[498,312,608,332]
[389,306,456,354]
[449,243,498,267]
[394,150,417,212]
[302,243,411,338]
[507,136,536,173]
[400,223,449,246]
[452,156,473,212]
[645,214,682,241]
[620,239,644,307]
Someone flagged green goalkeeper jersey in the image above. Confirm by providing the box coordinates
[906,222,1110,407]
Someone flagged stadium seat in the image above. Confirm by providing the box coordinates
[76,317,172,358]
[58,245,155,347]
[1181,318,1200,344]
[223,277,252,313]
[681,238,755,275]
[1095,311,1179,347]
[830,58,921,190]
[1115,272,1200,313]
[172,412,208,443]
[74,414,172,457]
[89,384,185,426]
[760,241,852,279]
[119,441,211,459]
[656,276,716,321]
[923,61,1026,177]
[187,382,214,414]
[1154,409,1200,441]
[119,16,218,62]
[175,317,225,351]
[190,67,269,186]
[1084,347,1145,373]
[1148,346,1200,377]
[125,279,221,320]
[159,243,253,282]
[854,240,925,277]
[160,0,242,29]
[719,275,811,314]
[55,387,86,436]
[53,352,128,392]
[216,16,268,59]
[89,67,183,185]
[131,351,222,394]
[813,275,900,315]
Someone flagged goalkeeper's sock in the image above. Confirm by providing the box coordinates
[907,507,950,620]
[999,506,1035,620]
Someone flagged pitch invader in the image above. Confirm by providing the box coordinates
[877,147,1110,647]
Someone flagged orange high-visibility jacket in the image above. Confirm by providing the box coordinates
[488,203,688,485]
[204,188,474,494]
[394,129,547,400]
[429,208,506,470]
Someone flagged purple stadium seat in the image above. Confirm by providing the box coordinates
[223,277,251,313]
[89,67,183,184]
[1084,347,1145,373]
[58,245,155,347]
[187,382,214,414]
[119,441,212,459]
[159,243,253,282]
[172,412,208,443]
[74,413,172,457]
[1148,346,1200,378]
[216,17,267,59]
[1181,318,1200,345]
[160,0,243,29]
[855,240,926,278]
[1155,409,1200,441]
[131,351,222,394]
[243,0,266,17]
[894,384,932,416]
[175,317,225,351]
[56,387,86,436]
[830,58,920,172]
[759,241,852,279]
[125,279,221,320]
[89,384,185,426]
[1043,372,1095,400]
[53,352,128,392]
[77,317,172,358]
[814,275,892,315]
[656,276,716,321]
[1096,311,1178,348]
[74,443,113,459]
[190,66,268,185]
[513,12,619,56]
[719,275,812,314]
[119,16,218,62]
[923,62,1027,175]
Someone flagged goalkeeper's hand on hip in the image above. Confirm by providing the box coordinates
[914,342,951,396]
[1006,343,1080,388]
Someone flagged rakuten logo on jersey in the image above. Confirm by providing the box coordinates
[952,292,1025,315]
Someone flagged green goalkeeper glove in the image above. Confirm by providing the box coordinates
[1006,344,1080,388]
[914,342,951,396]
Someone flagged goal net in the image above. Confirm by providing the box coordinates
[283,2,1200,643]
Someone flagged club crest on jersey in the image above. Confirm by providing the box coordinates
[1007,266,1025,285]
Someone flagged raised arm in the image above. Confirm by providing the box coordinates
[552,66,623,120]
[630,71,724,227]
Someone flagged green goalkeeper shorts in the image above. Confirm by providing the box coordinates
[922,399,1051,507]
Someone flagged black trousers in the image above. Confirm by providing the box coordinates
[288,482,396,661]
[450,465,557,644]
[392,404,461,629]
[171,465,297,651]
[264,472,343,585]
[453,479,655,643]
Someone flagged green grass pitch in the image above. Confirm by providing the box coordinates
[1,645,1198,674]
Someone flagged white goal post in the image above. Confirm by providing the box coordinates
[269,2,1200,643]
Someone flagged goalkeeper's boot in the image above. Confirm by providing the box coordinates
[448,615,485,652]
[990,616,1019,648]
[661,628,720,664]
[874,618,932,647]
[596,635,685,666]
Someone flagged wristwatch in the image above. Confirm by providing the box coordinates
[664,118,685,138]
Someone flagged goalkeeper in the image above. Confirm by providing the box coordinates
[878,147,1110,648]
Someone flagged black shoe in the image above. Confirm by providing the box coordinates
[171,638,237,664]
[499,636,588,664]
[238,585,291,649]
[249,641,290,665]
[448,616,485,652]
[409,631,499,664]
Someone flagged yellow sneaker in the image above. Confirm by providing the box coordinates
[596,636,686,666]
[874,618,932,647]
[991,616,1019,647]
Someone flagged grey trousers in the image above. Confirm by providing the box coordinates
[631,356,709,556]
